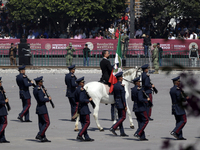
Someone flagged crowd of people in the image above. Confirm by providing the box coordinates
[1,5,200,40]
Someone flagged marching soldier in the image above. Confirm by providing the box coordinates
[16,65,34,122]
[109,72,128,137]
[65,64,77,121]
[132,77,149,141]
[76,77,94,142]
[141,64,154,121]
[0,77,10,143]
[66,42,75,66]
[33,76,51,142]
[189,44,199,67]
[152,43,159,74]
[170,76,188,140]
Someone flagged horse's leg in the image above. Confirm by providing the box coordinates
[93,100,104,131]
[74,114,79,131]
[126,105,134,129]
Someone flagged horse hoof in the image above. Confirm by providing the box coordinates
[130,125,135,129]
[99,128,104,132]
[74,129,79,132]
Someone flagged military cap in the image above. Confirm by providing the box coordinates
[34,76,44,82]
[141,64,149,70]
[153,43,157,46]
[69,42,72,46]
[68,64,76,70]
[76,77,85,83]
[171,76,180,81]
[132,77,140,83]
[115,72,123,78]
[18,65,26,71]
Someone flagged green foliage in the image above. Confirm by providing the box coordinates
[7,0,127,21]
[141,0,200,20]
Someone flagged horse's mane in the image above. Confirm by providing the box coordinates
[123,68,138,77]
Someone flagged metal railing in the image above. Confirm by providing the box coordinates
[0,49,197,67]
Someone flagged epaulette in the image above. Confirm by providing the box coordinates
[23,75,27,78]
[38,87,41,90]
[121,84,125,86]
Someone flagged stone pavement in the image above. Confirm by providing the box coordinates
[0,69,199,150]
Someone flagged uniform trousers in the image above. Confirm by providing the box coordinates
[111,109,126,134]
[172,114,187,138]
[190,58,198,67]
[0,116,7,141]
[19,98,31,121]
[135,111,149,139]
[146,94,152,117]
[38,113,50,137]
[78,114,90,139]
[66,56,73,66]
[68,97,76,117]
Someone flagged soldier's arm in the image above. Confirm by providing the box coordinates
[71,77,77,88]
[72,48,76,52]
[38,90,49,102]
[23,77,33,87]
[107,61,113,72]
[144,77,152,88]
[138,90,148,103]
[79,91,90,104]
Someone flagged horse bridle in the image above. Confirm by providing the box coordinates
[123,67,142,84]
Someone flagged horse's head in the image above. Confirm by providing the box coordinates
[123,67,142,82]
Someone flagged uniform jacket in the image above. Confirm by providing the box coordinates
[77,86,91,115]
[65,72,77,97]
[152,47,159,62]
[16,73,32,99]
[100,58,113,83]
[113,81,126,109]
[33,85,49,115]
[131,86,148,112]
[169,85,186,115]
[0,87,7,116]
[66,46,75,56]
[142,72,152,94]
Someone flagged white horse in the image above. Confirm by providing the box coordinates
[74,67,141,131]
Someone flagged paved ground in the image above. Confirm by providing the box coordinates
[0,70,200,150]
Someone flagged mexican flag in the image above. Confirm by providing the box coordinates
[109,35,123,93]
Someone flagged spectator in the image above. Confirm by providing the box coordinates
[83,44,90,66]
[69,34,74,39]
[10,34,16,39]
[15,29,21,39]
[40,31,48,39]
[135,28,143,38]
[176,33,183,39]
[74,32,82,39]
[103,28,111,39]
[88,32,93,39]
[108,24,115,37]
[59,31,68,38]
[91,27,96,37]
[189,45,199,67]
[115,24,122,39]
[80,30,86,39]
[189,31,198,40]
[27,32,35,39]
[95,33,103,39]
[143,34,151,57]
[9,43,17,66]
[0,32,3,39]
[4,33,10,39]
[157,43,163,66]
[168,33,175,39]
[32,29,39,38]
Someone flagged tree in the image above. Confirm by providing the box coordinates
[7,0,127,30]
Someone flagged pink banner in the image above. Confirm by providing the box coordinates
[0,39,199,55]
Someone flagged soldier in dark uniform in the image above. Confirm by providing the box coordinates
[141,64,155,121]
[65,64,77,121]
[33,76,51,142]
[132,77,150,141]
[109,72,128,137]
[0,77,10,143]
[170,76,188,140]
[76,77,94,142]
[16,65,34,122]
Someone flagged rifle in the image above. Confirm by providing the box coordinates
[27,76,36,87]
[42,85,55,108]
[150,82,158,94]
[85,91,96,109]
[142,90,153,107]
[0,86,11,111]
